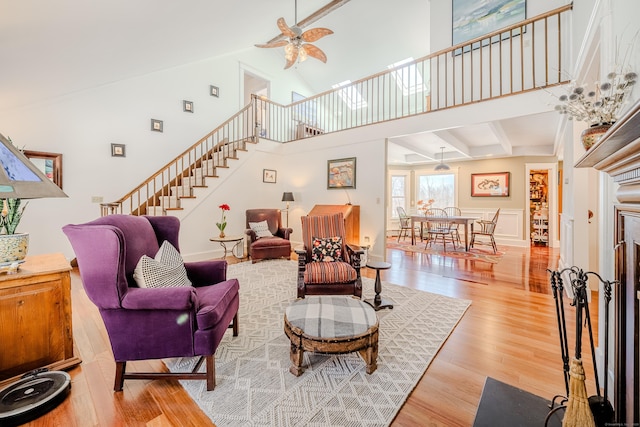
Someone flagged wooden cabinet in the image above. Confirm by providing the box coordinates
[529,171,549,246]
[308,204,360,246]
[0,253,81,385]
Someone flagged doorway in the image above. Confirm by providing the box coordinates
[526,163,559,248]
[241,66,270,138]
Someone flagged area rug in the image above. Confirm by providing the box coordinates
[166,259,471,427]
[473,377,562,427]
[387,238,504,263]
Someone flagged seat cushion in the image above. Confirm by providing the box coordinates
[251,236,290,249]
[285,296,377,338]
[194,279,240,330]
[304,261,357,284]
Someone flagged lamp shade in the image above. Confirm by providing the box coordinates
[282,192,295,202]
[0,133,67,199]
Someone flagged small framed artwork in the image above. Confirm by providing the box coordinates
[183,100,194,113]
[471,172,510,197]
[210,85,219,97]
[327,157,356,189]
[111,143,126,157]
[150,118,163,132]
[23,150,63,189]
[263,169,277,183]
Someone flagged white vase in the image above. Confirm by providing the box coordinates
[0,233,29,265]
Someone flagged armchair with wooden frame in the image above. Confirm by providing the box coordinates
[294,213,364,299]
[470,208,500,253]
[424,208,458,252]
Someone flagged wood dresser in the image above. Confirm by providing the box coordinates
[575,99,640,425]
[0,253,81,387]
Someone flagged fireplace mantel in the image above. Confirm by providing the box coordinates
[575,99,640,203]
[577,98,640,424]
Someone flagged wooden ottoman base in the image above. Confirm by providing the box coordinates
[283,296,379,376]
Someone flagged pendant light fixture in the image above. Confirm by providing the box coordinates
[434,146,450,171]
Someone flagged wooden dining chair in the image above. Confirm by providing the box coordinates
[443,207,462,245]
[424,208,457,251]
[470,209,500,253]
[396,206,413,242]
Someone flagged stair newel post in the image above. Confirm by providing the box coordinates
[252,94,260,142]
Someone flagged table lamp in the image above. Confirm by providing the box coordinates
[0,132,68,265]
[282,192,294,227]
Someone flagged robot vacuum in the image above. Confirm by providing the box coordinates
[0,369,71,426]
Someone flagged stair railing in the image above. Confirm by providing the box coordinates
[103,4,572,217]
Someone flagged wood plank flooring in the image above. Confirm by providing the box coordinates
[19,243,598,426]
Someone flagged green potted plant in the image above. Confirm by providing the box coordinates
[0,198,29,264]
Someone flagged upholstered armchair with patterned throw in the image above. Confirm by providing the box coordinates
[245,209,292,263]
[63,214,239,392]
[294,213,364,299]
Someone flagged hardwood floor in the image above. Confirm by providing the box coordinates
[19,243,597,426]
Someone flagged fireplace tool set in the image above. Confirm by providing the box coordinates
[546,266,615,427]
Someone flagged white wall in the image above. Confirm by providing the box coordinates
[0,48,314,259]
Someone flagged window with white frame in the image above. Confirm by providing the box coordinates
[390,173,409,218]
[416,171,456,209]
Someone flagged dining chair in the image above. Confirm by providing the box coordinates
[470,208,500,253]
[424,208,457,251]
[443,206,462,245]
[396,206,413,242]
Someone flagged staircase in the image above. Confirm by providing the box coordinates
[101,4,572,218]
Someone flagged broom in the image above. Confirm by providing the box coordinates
[563,277,595,427]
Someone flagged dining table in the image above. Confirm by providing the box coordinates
[410,215,479,251]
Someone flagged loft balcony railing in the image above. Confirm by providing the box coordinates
[104,4,572,216]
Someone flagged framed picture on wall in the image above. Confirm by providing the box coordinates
[327,157,356,189]
[471,172,510,197]
[263,169,277,183]
[24,150,63,189]
[452,0,526,54]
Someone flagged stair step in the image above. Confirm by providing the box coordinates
[156,195,180,208]
[171,185,192,198]
[146,206,165,216]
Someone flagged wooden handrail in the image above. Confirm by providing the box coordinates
[105,5,573,217]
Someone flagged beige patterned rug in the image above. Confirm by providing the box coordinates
[166,260,471,427]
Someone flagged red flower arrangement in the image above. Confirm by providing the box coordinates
[216,204,230,237]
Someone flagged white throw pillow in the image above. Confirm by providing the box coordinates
[249,220,273,238]
[133,241,192,288]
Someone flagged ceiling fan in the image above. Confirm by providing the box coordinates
[255,0,334,69]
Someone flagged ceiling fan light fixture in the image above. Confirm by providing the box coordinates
[434,147,450,171]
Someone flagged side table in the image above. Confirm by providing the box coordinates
[364,261,393,311]
[209,235,245,259]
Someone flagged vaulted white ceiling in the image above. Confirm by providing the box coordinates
[0,0,563,165]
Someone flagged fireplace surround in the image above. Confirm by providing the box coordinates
[575,98,640,425]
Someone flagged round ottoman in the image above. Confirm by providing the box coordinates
[284,296,379,376]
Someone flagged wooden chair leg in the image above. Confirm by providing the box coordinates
[205,355,215,391]
[114,361,126,392]
[232,312,239,336]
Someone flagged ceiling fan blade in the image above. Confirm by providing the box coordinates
[301,27,333,43]
[284,46,299,69]
[277,17,296,39]
[301,44,328,63]
[255,40,289,49]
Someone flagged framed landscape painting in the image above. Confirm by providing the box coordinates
[471,172,510,197]
[327,157,356,189]
[452,0,526,53]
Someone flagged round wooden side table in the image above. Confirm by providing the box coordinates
[209,235,245,259]
[365,261,393,311]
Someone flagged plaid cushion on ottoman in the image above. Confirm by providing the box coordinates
[285,296,377,338]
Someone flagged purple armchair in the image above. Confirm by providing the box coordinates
[63,214,239,392]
